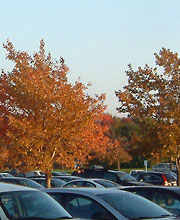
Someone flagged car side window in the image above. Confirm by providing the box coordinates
[1,194,18,218]
[65,194,115,219]
[90,171,103,179]
[139,174,162,183]
[151,192,180,216]
[37,180,46,187]
[83,182,96,187]
[49,193,64,204]
[67,181,84,187]
[18,180,29,187]
[131,190,150,199]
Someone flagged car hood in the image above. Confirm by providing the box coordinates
[140,216,180,220]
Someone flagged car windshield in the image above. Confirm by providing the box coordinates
[116,172,136,181]
[97,191,172,219]
[164,172,177,181]
[52,179,66,187]
[0,190,72,220]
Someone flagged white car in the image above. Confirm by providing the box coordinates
[62,178,121,188]
[0,182,75,220]
[0,173,14,177]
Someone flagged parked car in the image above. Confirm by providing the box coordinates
[62,178,121,188]
[129,170,145,180]
[136,171,177,186]
[52,171,70,176]
[30,177,66,188]
[43,187,177,220]
[28,174,73,181]
[54,175,82,183]
[0,177,44,189]
[152,163,177,172]
[4,170,25,177]
[28,174,46,178]
[25,170,42,177]
[72,167,151,186]
[0,172,14,177]
[122,186,180,216]
[0,182,75,220]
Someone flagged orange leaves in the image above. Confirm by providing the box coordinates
[0,40,107,174]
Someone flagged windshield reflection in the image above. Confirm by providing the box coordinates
[97,191,172,219]
[0,190,71,220]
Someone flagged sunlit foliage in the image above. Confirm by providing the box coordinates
[0,40,108,187]
[116,48,180,184]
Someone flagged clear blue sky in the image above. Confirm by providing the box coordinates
[1,0,180,116]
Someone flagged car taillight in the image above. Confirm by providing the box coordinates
[162,174,169,186]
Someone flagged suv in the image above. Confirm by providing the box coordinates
[72,167,151,186]
[136,171,177,186]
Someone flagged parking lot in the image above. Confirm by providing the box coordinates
[0,166,179,220]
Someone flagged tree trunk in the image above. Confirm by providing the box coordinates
[61,163,64,172]
[176,156,180,186]
[45,171,52,188]
[170,158,172,171]
[178,168,180,187]
[117,161,120,170]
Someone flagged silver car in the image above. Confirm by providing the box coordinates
[0,182,76,220]
[43,187,179,220]
[62,178,121,188]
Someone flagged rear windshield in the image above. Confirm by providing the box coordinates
[95,179,119,187]
[20,179,44,189]
[116,172,136,181]
[97,191,172,219]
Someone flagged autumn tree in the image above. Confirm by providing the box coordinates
[0,116,9,168]
[91,114,132,170]
[0,40,107,187]
[107,117,132,170]
[129,118,163,166]
[115,48,180,184]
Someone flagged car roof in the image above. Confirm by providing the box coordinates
[68,178,115,182]
[62,179,105,187]
[54,175,81,178]
[31,177,63,180]
[109,170,127,174]
[0,177,28,180]
[139,171,165,174]
[122,185,180,193]
[52,171,70,175]
[43,187,124,195]
[130,170,145,173]
[0,182,38,192]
